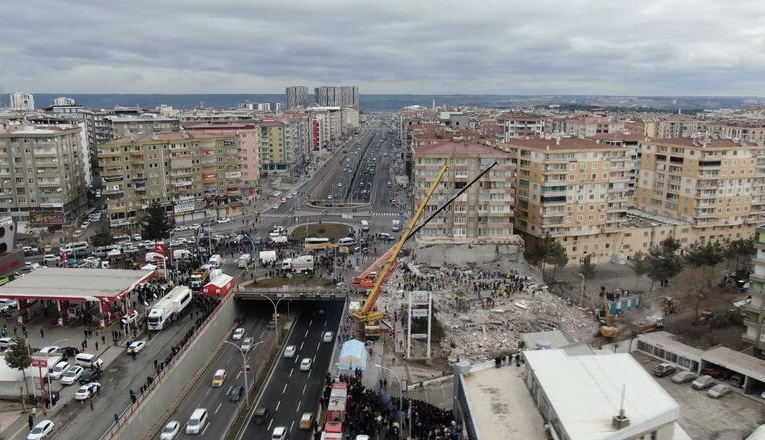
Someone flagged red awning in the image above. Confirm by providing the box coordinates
[202,274,236,297]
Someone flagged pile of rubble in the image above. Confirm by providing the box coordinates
[378,264,598,363]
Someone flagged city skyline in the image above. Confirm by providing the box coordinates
[0,0,763,96]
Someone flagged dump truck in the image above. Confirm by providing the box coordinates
[190,265,212,289]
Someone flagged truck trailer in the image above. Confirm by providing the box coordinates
[281,255,314,273]
[147,286,193,331]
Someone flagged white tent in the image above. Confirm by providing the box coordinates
[140,263,157,271]
[336,339,368,371]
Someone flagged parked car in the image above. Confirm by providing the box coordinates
[217,217,231,224]
[79,368,103,385]
[121,310,140,326]
[36,346,60,355]
[61,365,84,385]
[652,363,676,377]
[74,382,101,400]
[707,384,731,399]
[0,337,17,351]
[27,420,54,440]
[48,361,71,380]
[692,375,716,390]
[22,246,38,255]
[671,371,697,384]
[160,421,180,440]
[0,299,19,309]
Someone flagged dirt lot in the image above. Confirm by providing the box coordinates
[634,352,764,439]
[556,262,750,350]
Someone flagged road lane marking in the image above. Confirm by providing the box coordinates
[316,341,320,350]
[236,370,242,380]
[324,320,327,326]
[267,420,273,430]
[290,420,295,432]
[283,383,288,394]
[304,330,309,337]
[309,319,313,326]
[201,424,209,436]
[300,342,304,350]
[215,402,222,414]
[276,400,281,411]
[289,367,294,377]
[205,387,212,397]
[302,384,307,395]
[260,330,265,338]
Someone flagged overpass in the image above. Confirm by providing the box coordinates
[234,286,347,301]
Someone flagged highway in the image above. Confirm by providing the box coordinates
[241,301,344,440]
[160,307,274,438]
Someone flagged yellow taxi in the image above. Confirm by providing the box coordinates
[211,369,227,387]
[299,412,314,430]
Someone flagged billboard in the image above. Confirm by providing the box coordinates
[411,291,430,306]
[29,209,64,226]
[174,200,195,214]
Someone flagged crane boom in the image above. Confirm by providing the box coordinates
[352,163,450,321]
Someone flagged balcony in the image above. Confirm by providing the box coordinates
[34,149,58,157]
[103,188,124,196]
[172,180,194,188]
[37,179,61,187]
[36,160,60,168]
[102,175,124,182]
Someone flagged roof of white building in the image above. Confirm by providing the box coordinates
[703,346,765,383]
[636,331,704,360]
[524,349,679,440]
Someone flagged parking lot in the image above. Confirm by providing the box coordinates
[633,352,764,439]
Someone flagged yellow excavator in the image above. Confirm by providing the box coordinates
[600,296,621,338]
[351,161,498,339]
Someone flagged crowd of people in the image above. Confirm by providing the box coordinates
[318,374,460,440]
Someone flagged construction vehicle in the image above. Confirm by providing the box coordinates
[661,296,678,315]
[632,315,665,334]
[351,161,498,339]
[352,247,396,288]
[190,265,212,290]
[600,296,621,338]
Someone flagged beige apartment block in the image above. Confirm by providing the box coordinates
[100,131,243,227]
[635,137,764,243]
[0,124,87,227]
[413,142,515,243]
[505,137,631,264]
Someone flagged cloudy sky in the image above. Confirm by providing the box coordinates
[1,0,763,95]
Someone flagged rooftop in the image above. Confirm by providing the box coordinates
[703,346,765,383]
[461,363,547,440]
[0,268,152,302]
[105,131,233,146]
[524,349,680,440]
[0,124,79,136]
[505,136,619,151]
[635,331,704,361]
[644,137,752,149]
[416,141,508,156]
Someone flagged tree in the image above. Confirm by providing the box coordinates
[141,201,172,242]
[5,338,31,411]
[631,251,650,289]
[579,254,596,279]
[645,238,684,293]
[724,237,754,274]
[91,231,114,247]
[545,241,569,281]
[682,240,725,321]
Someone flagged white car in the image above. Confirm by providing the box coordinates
[232,328,245,341]
[48,361,71,380]
[160,420,180,440]
[241,337,254,353]
[284,345,297,358]
[60,365,84,385]
[299,358,312,371]
[291,191,298,196]
[217,217,231,224]
[322,331,334,343]
[0,299,18,309]
[173,225,189,232]
[0,337,17,350]
[74,382,101,400]
[37,346,60,355]
[127,340,146,354]
[272,204,280,209]
[121,310,139,326]
[27,420,54,440]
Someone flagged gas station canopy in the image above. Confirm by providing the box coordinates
[0,268,153,302]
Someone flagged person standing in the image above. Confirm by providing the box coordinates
[28,413,34,430]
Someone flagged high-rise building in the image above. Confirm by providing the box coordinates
[99,132,242,227]
[743,226,765,353]
[413,142,515,242]
[505,137,631,263]
[635,137,765,241]
[0,124,87,227]
[53,97,76,107]
[9,93,35,111]
[286,86,308,109]
[314,86,359,108]
[259,120,297,174]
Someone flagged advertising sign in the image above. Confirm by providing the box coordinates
[411,291,430,306]
[203,174,216,183]
[411,309,429,318]
[174,200,195,214]
[29,209,64,226]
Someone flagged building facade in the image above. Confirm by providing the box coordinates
[413,142,514,243]
[259,120,297,174]
[314,86,359,108]
[99,132,243,227]
[9,93,35,111]
[0,124,87,228]
[635,137,764,243]
[182,123,260,190]
[286,86,308,109]
[506,137,631,263]
[743,226,765,353]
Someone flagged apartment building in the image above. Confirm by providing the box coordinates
[743,225,765,353]
[646,117,765,146]
[99,132,242,227]
[635,137,764,242]
[259,120,297,174]
[506,137,631,263]
[182,123,259,189]
[565,116,625,138]
[314,85,359,108]
[497,113,544,141]
[413,142,514,243]
[286,86,308,109]
[0,124,87,227]
[9,93,34,111]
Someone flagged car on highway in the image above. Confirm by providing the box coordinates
[299,412,314,430]
[212,369,227,387]
[272,426,287,440]
[78,368,103,385]
[252,407,269,425]
[692,375,716,390]
[228,385,245,402]
[160,421,180,440]
[27,419,54,440]
[61,365,84,385]
[74,382,101,400]
[185,408,208,435]
[48,361,71,380]
[323,331,334,343]
[127,340,146,354]
[283,345,296,358]
[671,371,697,384]
[232,328,245,340]
[300,358,312,371]
[707,384,731,399]
[241,337,254,353]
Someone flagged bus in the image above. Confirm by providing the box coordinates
[304,237,330,246]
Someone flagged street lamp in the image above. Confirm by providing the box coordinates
[257,294,287,342]
[375,364,404,439]
[222,339,263,408]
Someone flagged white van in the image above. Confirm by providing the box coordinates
[74,353,104,369]
[207,254,222,268]
[361,220,369,231]
[60,241,89,253]
[238,254,251,268]
[186,408,208,434]
[337,237,356,247]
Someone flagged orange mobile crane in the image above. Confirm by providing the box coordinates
[351,161,498,338]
